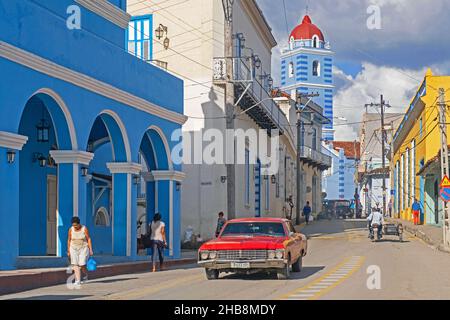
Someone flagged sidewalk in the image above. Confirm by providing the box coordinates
[387,218,449,253]
[0,250,197,296]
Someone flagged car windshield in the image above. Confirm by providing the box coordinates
[220,222,286,237]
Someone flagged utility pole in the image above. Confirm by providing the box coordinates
[222,0,235,219]
[366,96,391,216]
[295,92,319,225]
[380,95,387,217]
[438,88,450,247]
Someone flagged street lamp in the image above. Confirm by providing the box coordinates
[220,176,227,183]
[271,175,277,184]
[81,167,89,177]
[33,153,47,167]
[253,54,261,69]
[155,24,167,40]
[163,37,170,50]
[7,150,16,164]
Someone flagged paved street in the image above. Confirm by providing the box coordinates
[2,218,450,300]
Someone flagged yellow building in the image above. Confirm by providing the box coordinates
[391,69,450,225]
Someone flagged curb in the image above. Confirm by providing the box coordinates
[0,258,196,296]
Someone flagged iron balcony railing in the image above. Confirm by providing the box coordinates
[299,146,332,168]
[213,57,293,140]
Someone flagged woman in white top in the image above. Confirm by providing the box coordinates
[149,212,167,272]
[67,217,94,287]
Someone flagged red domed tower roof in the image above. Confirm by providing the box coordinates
[290,15,324,41]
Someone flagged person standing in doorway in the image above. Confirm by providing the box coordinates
[67,217,94,289]
[215,212,227,238]
[303,202,312,225]
[149,213,167,272]
[412,198,421,225]
[388,199,393,217]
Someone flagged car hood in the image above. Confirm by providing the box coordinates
[200,236,288,250]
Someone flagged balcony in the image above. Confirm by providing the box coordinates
[213,57,293,139]
[299,146,332,170]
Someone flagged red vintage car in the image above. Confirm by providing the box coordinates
[198,218,307,280]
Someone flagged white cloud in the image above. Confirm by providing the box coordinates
[333,62,425,140]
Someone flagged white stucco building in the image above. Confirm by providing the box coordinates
[127,0,330,239]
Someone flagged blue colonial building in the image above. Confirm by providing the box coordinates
[0,0,186,270]
[280,15,335,141]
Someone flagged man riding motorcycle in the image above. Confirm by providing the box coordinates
[367,208,384,240]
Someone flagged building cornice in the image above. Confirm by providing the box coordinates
[281,47,335,59]
[0,131,28,150]
[50,150,94,165]
[107,162,143,175]
[75,0,131,29]
[142,170,186,182]
[281,82,335,91]
[239,0,277,50]
[0,41,187,125]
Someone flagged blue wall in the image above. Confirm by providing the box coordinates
[0,0,184,269]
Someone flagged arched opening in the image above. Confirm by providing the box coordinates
[312,35,319,48]
[137,127,170,255]
[313,60,320,77]
[84,112,129,256]
[18,92,74,256]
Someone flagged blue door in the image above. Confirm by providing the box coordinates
[254,160,261,217]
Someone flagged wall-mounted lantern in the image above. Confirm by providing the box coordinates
[163,37,170,50]
[133,174,140,185]
[33,153,47,167]
[271,175,277,184]
[7,150,16,164]
[253,55,261,69]
[155,24,167,40]
[220,176,227,184]
[176,181,181,191]
[81,167,89,177]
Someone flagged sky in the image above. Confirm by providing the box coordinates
[256,0,450,140]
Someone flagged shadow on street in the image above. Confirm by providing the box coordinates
[219,266,325,281]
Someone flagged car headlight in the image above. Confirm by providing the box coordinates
[209,251,217,259]
[275,250,284,259]
[267,250,275,259]
[200,251,209,260]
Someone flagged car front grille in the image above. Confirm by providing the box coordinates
[217,250,268,261]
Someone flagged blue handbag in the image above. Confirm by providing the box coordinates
[87,257,97,272]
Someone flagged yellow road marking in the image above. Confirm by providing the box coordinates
[105,273,204,300]
[279,256,365,300]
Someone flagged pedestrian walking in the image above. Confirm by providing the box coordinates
[388,200,393,217]
[67,217,94,288]
[303,202,312,225]
[412,198,421,225]
[215,212,227,238]
[149,213,167,272]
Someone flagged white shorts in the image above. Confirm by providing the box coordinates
[70,246,89,266]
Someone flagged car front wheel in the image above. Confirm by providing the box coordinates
[292,255,303,273]
[205,268,219,280]
[277,262,291,280]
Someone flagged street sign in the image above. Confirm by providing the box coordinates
[441,175,450,188]
[440,188,450,202]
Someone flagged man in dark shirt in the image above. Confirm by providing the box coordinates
[303,202,312,225]
[215,212,227,237]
